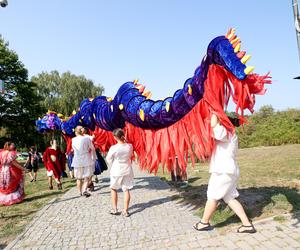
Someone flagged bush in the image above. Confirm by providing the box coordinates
[238,107,300,148]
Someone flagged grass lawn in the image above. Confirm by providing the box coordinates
[157,144,300,230]
[0,165,76,247]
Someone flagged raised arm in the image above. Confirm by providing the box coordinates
[211,113,228,141]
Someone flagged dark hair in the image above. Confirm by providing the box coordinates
[81,127,88,134]
[30,146,36,151]
[113,128,126,142]
[3,141,15,150]
[50,140,57,146]
[228,116,240,127]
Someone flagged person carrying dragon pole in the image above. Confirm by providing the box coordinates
[193,113,256,233]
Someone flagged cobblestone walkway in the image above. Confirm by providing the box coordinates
[6,165,300,250]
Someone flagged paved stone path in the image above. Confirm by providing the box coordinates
[6,165,300,250]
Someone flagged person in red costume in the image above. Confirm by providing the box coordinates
[0,141,26,206]
[43,140,63,190]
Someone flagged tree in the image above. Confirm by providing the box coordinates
[0,35,43,148]
[258,105,275,117]
[32,71,104,116]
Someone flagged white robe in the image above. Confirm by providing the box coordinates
[71,136,95,168]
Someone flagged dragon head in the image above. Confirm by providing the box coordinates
[36,111,63,133]
[207,28,253,80]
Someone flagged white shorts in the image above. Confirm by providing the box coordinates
[47,170,53,177]
[74,165,94,179]
[207,172,239,204]
[110,174,134,192]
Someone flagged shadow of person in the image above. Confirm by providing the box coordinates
[0,244,7,250]
[130,196,174,215]
[212,186,300,228]
[161,180,300,228]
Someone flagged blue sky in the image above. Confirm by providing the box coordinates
[0,0,299,111]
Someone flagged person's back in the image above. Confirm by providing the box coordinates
[107,128,134,217]
[209,123,239,175]
[72,135,94,168]
[108,143,133,177]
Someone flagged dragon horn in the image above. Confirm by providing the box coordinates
[165,102,170,112]
[237,51,246,59]
[244,66,255,75]
[138,86,146,93]
[188,84,192,95]
[241,55,251,64]
[234,43,241,53]
[139,109,145,121]
[230,37,240,45]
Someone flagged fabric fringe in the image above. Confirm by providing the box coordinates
[64,65,271,174]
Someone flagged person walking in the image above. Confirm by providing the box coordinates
[0,142,26,205]
[72,126,95,197]
[43,140,63,190]
[81,127,96,191]
[106,128,134,217]
[193,113,256,233]
[25,146,40,182]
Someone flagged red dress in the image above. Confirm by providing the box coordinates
[0,150,24,206]
[43,147,63,180]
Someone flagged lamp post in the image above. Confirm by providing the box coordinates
[293,0,300,79]
[0,0,8,8]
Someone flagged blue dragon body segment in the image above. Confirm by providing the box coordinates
[36,30,253,134]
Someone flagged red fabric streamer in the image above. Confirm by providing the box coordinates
[63,65,271,174]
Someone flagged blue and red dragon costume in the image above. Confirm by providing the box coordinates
[36,29,271,173]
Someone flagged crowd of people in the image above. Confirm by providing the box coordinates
[0,113,256,233]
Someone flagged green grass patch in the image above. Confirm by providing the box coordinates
[0,165,76,247]
[274,216,287,223]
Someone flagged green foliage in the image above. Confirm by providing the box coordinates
[0,35,44,148]
[32,71,104,116]
[238,106,300,148]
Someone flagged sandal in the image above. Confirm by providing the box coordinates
[122,211,130,217]
[110,209,119,215]
[193,221,211,231]
[83,191,91,198]
[237,223,256,234]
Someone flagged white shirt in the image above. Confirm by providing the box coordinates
[209,123,239,175]
[71,135,95,168]
[83,134,97,161]
[106,143,133,177]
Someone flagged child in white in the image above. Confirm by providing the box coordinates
[193,113,256,233]
[106,128,133,217]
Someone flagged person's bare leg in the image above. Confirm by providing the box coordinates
[77,179,83,195]
[194,200,218,229]
[123,190,131,214]
[34,172,37,181]
[29,171,34,181]
[111,189,118,212]
[82,177,89,193]
[227,199,251,226]
[48,176,53,189]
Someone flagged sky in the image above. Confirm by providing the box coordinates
[0,0,299,111]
